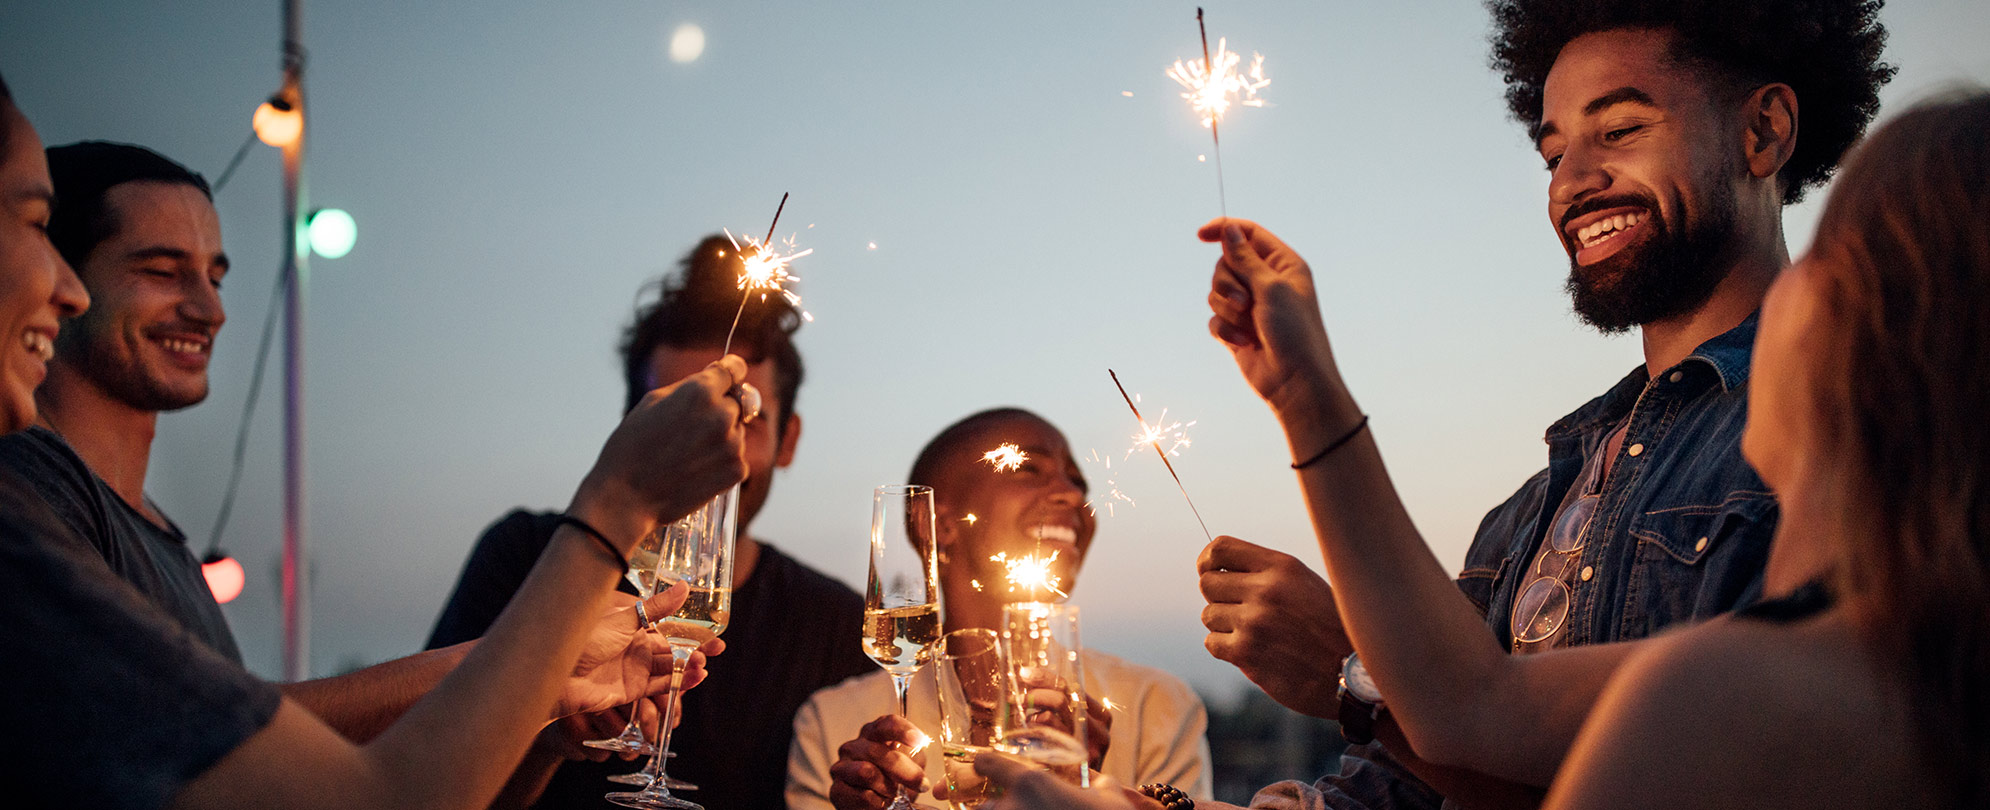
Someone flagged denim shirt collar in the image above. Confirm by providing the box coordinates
[1543,313,1759,443]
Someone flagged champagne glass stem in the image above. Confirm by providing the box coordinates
[626,645,691,800]
[887,672,916,810]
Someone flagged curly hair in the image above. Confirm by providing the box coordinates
[1487,0,1894,204]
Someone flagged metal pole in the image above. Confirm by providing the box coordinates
[279,0,311,681]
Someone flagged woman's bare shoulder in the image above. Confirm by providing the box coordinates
[1542,611,1934,810]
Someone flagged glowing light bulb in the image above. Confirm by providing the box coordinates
[307,208,357,259]
[201,553,245,604]
[252,100,302,148]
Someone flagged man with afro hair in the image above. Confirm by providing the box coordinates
[1189,2,1893,809]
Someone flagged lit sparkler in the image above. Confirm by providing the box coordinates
[720,192,814,357]
[1109,369,1213,541]
[991,550,1069,601]
[1166,7,1269,216]
[1126,409,1196,459]
[982,443,1029,472]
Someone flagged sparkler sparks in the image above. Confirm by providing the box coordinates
[1109,369,1213,541]
[991,550,1069,600]
[1166,36,1268,129]
[1127,410,1196,459]
[1083,449,1138,518]
[720,192,814,357]
[1166,8,1269,216]
[982,443,1029,472]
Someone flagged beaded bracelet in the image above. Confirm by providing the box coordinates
[1138,783,1193,810]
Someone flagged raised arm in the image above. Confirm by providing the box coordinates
[167,358,752,810]
[1199,219,1635,785]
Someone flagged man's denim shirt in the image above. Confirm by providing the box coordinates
[1253,315,1779,810]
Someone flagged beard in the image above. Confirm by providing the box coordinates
[1562,183,1738,334]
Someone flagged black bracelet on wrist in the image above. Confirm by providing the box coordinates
[1292,414,1370,470]
[556,514,627,567]
[1138,784,1193,810]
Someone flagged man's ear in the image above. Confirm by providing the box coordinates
[774,412,801,468]
[1742,83,1799,184]
[932,509,961,564]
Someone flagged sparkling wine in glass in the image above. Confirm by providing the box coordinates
[606,485,738,810]
[867,484,941,810]
[936,628,1004,810]
[995,602,1090,787]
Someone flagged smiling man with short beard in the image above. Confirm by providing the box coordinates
[1180,2,1898,809]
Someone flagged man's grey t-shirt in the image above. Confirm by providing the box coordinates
[0,426,242,661]
[0,464,282,808]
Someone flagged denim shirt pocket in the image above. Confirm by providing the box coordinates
[1619,492,1777,639]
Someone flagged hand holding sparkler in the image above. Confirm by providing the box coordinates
[1198,218,1366,463]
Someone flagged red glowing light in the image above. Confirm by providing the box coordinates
[202,554,245,604]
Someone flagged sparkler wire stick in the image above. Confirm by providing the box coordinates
[1109,369,1213,541]
[721,192,791,357]
[1197,7,1228,217]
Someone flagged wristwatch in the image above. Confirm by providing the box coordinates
[1336,652,1386,745]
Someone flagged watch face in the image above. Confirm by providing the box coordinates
[1343,654,1383,703]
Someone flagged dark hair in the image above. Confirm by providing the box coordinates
[1486,0,1894,204]
[907,407,1043,491]
[44,141,212,270]
[1802,90,1990,805]
[621,234,804,431]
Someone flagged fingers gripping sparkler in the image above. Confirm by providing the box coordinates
[1167,8,1269,216]
[1109,370,1213,542]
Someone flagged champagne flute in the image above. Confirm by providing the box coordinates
[866,484,942,810]
[601,528,698,790]
[606,485,739,810]
[935,628,1004,810]
[587,526,668,758]
[995,602,1090,787]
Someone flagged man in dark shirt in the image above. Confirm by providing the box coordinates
[430,235,872,810]
[1191,2,1895,808]
[9,140,681,745]
[0,142,241,659]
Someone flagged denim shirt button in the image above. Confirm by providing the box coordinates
[1628,443,1645,457]
[1695,536,1709,552]
[1668,370,1684,383]
[1580,565,1594,581]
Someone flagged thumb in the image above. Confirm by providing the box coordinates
[640,581,689,630]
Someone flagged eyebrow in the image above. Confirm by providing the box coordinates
[1532,86,1659,147]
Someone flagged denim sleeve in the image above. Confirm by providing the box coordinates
[1248,742,1445,810]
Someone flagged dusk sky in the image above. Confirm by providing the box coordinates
[4,1,1986,696]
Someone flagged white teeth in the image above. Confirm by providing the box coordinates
[1031,525,1077,544]
[22,332,52,362]
[1576,212,1646,248]
[159,338,206,354]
